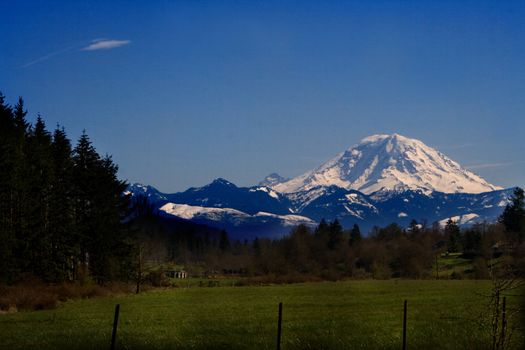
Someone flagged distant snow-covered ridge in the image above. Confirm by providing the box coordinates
[159,202,314,226]
[127,180,513,238]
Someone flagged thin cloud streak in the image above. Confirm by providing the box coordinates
[21,43,81,68]
[466,160,525,170]
[81,39,131,51]
[21,38,131,68]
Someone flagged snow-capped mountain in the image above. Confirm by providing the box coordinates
[126,133,514,238]
[271,134,501,195]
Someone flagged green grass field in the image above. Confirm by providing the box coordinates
[436,253,474,278]
[0,280,523,350]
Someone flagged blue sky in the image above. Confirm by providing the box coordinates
[1,0,524,192]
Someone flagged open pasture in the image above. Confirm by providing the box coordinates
[0,280,523,350]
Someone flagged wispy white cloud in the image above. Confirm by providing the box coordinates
[21,38,131,68]
[466,160,525,170]
[81,39,131,51]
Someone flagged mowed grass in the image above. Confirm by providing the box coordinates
[0,280,523,350]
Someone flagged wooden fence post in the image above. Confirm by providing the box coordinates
[435,254,439,279]
[111,304,120,350]
[500,296,507,349]
[277,302,283,350]
[492,290,500,350]
[402,300,407,350]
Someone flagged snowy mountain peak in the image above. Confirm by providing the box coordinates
[271,133,502,195]
[125,183,168,201]
[207,178,237,188]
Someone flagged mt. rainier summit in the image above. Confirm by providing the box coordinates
[269,134,501,195]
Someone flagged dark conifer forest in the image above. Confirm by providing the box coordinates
[0,93,132,284]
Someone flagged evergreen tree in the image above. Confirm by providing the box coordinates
[10,98,30,274]
[328,219,344,250]
[377,223,404,240]
[13,97,29,137]
[314,218,330,248]
[445,219,461,253]
[499,187,525,242]
[24,116,54,279]
[315,219,329,237]
[0,93,16,282]
[462,228,482,257]
[349,224,362,246]
[252,237,260,255]
[287,224,312,272]
[72,131,101,276]
[97,161,128,280]
[48,127,75,281]
[72,131,132,283]
[219,230,230,251]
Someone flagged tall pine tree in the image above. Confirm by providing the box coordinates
[349,224,362,246]
[24,116,54,279]
[0,93,16,282]
[499,187,525,242]
[48,127,76,281]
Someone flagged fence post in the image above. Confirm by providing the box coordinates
[277,302,283,350]
[500,296,507,349]
[111,304,120,350]
[492,290,500,350]
[402,300,407,350]
[435,254,439,280]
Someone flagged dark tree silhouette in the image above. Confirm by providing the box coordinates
[499,187,525,242]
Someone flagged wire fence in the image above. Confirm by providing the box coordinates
[73,298,521,350]
[1,291,524,350]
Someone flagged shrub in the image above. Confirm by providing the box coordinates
[0,283,57,311]
[0,280,134,312]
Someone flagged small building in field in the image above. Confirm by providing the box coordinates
[165,270,188,279]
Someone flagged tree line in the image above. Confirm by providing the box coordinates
[136,188,525,281]
[0,93,133,284]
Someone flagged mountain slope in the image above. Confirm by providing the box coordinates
[293,186,512,231]
[271,134,501,195]
[127,180,514,237]
[165,178,292,215]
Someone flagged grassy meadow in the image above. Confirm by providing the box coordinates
[0,280,523,350]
